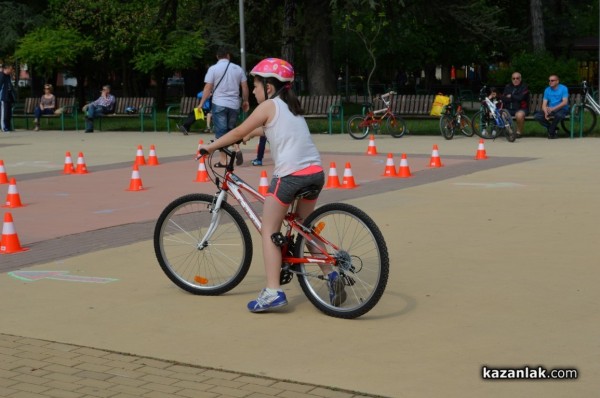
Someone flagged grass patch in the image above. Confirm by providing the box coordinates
[11,104,598,137]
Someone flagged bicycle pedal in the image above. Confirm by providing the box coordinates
[271,232,286,247]
[280,266,294,285]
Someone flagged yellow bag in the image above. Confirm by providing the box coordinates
[194,108,205,121]
[430,94,450,116]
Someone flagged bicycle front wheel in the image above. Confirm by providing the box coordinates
[560,104,597,135]
[154,193,253,295]
[347,115,370,139]
[472,110,496,139]
[294,203,389,319]
[439,114,454,140]
[499,109,516,142]
[386,114,407,138]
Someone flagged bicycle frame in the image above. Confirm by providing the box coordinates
[482,97,508,128]
[584,92,600,114]
[362,92,395,126]
[200,158,339,268]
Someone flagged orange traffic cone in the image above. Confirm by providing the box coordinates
[397,153,412,178]
[341,162,358,189]
[382,153,397,177]
[475,139,488,160]
[258,170,269,195]
[194,157,209,182]
[75,152,89,174]
[366,135,378,155]
[147,144,160,166]
[0,160,9,184]
[428,144,443,168]
[0,212,29,254]
[126,164,144,191]
[325,162,341,189]
[134,145,146,166]
[63,152,75,174]
[3,178,25,208]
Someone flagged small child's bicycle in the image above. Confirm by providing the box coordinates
[347,91,408,139]
[153,146,389,319]
[439,97,474,140]
[472,86,516,142]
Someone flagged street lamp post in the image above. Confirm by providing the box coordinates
[239,0,246,72]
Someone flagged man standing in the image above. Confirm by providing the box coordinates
[0,65,16,132]
[501,72,529,138]
[196,47,249,167]
[84,85,116,133]
[534,74,569,139]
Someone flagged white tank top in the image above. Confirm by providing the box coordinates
[264,97,321,177]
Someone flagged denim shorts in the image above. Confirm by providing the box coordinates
[268,171,325,205]
[211,104,239,139]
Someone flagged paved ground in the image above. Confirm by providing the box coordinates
[1,129,599,398]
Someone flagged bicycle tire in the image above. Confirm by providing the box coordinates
[458,113,475,137]
[560,104,597,135]
[294,203,389,319]
[154,193,253,295]
[500,109,516,142]
[439,114,454,140]
[347,115,370,139]
[386,114,407,138]
[472,110,496,139]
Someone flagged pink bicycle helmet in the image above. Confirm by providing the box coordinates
[250,58,294,82]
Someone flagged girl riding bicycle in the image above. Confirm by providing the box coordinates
[198,58,345,313]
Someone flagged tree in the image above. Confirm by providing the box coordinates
[281,0,296,65]
[530,0,546,53]
[302,0,336,95]
[342,9,387,99]
[14,27,91,82]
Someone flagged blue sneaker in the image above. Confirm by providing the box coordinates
[247,289,288,312]
[327,271,347,306]
[251,159,262,166]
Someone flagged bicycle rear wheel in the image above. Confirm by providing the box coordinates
[458,113,475,137]
[439,114,454,140]
[472,110,496,139]
[294,203,389,319]
[386,114,407,138]
[347,115,370,139]
[154,193,253,295]
[560,104,597,135]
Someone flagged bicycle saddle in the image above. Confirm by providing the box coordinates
[295,185,321,199]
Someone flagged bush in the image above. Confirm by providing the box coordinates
[488,52,579,92]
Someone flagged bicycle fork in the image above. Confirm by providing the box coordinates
[197,190,227,250]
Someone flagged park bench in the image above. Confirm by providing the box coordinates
[12,97,78,131]
[298,95,344,134]
[165,97,245,134]
[96,97,157,132]
[166,97,198,133]
[522,93,580,120]
[389,94,438,119]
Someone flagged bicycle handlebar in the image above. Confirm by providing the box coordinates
[196,140,243,161]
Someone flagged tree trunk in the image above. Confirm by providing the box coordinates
[281,0,296,65]
[530,0,545,53]
[303,0,335,95]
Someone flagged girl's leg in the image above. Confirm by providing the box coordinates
[261,196,289,289]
